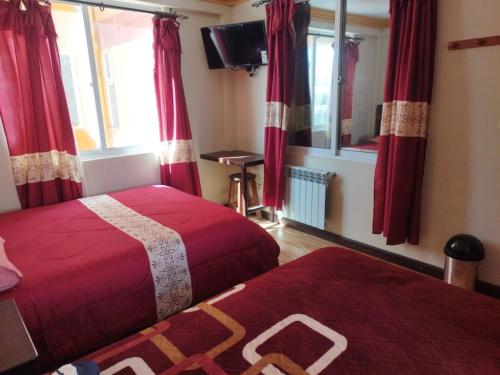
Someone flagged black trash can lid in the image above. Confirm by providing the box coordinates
[444,234,485,261]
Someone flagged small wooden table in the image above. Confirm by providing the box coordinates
[0,299,38,373]
[200,150,265,217]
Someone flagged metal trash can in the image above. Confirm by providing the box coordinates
[444,234,485,290]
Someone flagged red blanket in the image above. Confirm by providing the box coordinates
[73,247,499,374]
[0,186,279,367]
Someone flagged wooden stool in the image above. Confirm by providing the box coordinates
[228,173,259,215]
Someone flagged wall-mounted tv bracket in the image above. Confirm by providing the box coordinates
[230,65,260,77]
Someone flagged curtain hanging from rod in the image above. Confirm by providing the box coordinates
[0,0,83,208]
[43,0,188,19]
[253,0,309,8]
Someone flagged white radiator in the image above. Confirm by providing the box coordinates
[283,166,334,230]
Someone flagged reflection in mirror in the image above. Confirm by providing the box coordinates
[287,0,336,150]
[339,0,390,153]
[288,2,313,147]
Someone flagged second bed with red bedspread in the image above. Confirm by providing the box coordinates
[0,186,279,367]
[61,246,500,374]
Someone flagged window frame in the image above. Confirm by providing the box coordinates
[287,0,377,164]
[55,0,162,160]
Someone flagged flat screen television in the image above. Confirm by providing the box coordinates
[201,20,268,70]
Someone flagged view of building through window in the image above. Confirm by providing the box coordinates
[52,3,158,154]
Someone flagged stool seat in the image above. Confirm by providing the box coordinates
[229,173,256,183]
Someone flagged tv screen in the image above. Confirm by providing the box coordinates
[201,21,268,69]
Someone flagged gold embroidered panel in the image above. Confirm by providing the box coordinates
[159,139,197,166]
[265,101,290,131]
[381,101,429,138]
[341,119,352,135]
[10,150,81,186]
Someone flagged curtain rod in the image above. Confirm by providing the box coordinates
[252,0,309,8]
[50,0,188,19]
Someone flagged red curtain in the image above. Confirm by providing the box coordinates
[340,40,360,148]
[373,0,437,245]
[263,0,296,210]
[153,18,202,197]
[0,0,82,209]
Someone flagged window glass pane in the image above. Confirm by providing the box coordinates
[60,55,80,126]
[52,3,100,151]
[88,7,158,149]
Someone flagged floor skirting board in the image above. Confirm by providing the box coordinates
[260,211,499,300]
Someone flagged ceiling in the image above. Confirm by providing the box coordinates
[312,0,389,18]
[198,0,389,18]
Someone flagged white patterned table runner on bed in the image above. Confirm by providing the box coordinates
[79,194,192,320]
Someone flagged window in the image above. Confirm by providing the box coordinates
[102,51,120,130]
[60,54,80,127]
[52,3,159,156]
[337,0,390,154]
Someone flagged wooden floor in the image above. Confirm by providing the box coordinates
[252,218,338,265]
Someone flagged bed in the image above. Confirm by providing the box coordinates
[59,246,500,374]
[0,185,279,367]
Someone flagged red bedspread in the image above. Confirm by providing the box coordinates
[0,186,279,367]
[74,247,499,374]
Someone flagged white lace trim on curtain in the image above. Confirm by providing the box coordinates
[341,119,352,135]
[10,150,81,185]
[79,194,192,320]
[159,139,197,166]
[265,101,291,131]
[381,101,429,138]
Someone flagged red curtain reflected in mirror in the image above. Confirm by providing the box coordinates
[340,40,360,148]
[288,2,311,147]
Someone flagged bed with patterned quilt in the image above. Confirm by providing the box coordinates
[54,246,500,374]
[0,185,279,367]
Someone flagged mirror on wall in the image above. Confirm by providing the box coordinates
[286,0,390,153]
[287,0,336,150]
[339,0,390,153]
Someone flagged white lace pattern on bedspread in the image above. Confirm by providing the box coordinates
[79,194,192,320]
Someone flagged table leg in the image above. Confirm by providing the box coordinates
[241,165,248,217]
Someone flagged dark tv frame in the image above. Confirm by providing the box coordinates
[200,20,268,76]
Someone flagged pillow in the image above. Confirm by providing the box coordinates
[52,362,99,375]
[0,237,23,292]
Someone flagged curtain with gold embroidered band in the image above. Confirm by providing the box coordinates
[0,0,83,208]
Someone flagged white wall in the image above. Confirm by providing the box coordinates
[81,153,160,196]
[230,4,269,189]
[230,0,500,286]
[0,121,21,213]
